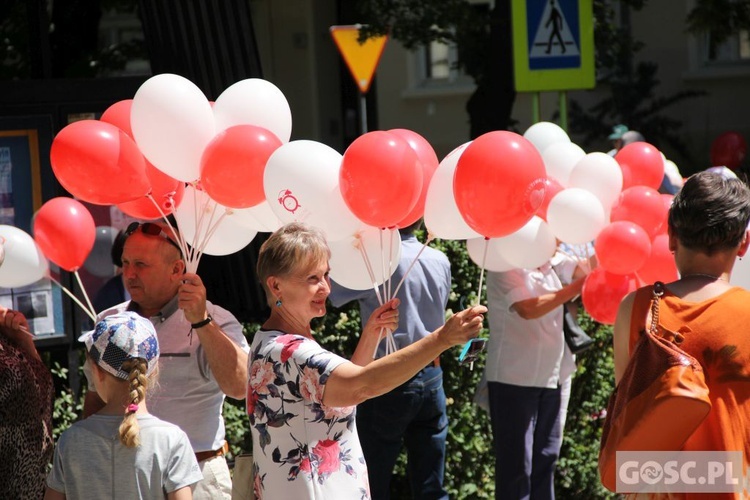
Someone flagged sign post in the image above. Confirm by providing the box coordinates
[330,25,388,134]
[512,0,594,130]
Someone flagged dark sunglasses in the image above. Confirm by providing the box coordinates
[125,222,182,254]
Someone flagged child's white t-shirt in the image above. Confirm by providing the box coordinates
[47,414,202,498]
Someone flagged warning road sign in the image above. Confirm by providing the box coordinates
[512,0,594,92]
[330,25,388,94]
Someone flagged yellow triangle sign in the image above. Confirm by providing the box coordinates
[330,25,388,94]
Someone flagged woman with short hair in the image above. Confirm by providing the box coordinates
[247,222,486,499]
[613,171,750,499]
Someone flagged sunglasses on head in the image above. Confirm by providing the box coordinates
[125,222,182,254]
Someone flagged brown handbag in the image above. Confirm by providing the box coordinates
[598,282,712,492]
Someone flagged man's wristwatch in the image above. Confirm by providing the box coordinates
[190,314,213,329]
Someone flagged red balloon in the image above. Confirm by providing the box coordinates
[594,221,652,275]
[636,233,679,285]
[50,120,149,205]
[340,131,423,228]
[582,268,639,325]
[610,186,666,238]
[535,177,564,221]
[118,162,185,219]
[200,125,282,208]
[656,194,674,235]
[388,129,439,228]
[710,131,747,170]
[100,99,134,137]
[454,131,547,238]
[615,142,664,190]
[34,197,96,272]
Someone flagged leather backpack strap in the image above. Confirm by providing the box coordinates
[647,281,665,335]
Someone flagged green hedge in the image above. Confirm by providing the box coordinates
[50,236,617,498]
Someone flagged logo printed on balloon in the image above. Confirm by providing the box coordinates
[524,178,548,215]
[277,189,302,215]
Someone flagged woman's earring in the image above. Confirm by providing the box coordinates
[275,299,282,307]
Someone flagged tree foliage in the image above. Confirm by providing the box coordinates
[686,0,750,47]
[567,1,706,164]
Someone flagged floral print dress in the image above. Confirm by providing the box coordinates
[247,330,370,499]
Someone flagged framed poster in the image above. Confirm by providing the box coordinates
[0,116,67,343]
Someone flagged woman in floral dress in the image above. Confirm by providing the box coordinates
[247,222,486,499]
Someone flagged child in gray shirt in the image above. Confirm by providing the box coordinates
[45,312,202,499]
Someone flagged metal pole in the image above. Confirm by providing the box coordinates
[559,91,568,132]
[360,93,368,134]
[532,92,541,123]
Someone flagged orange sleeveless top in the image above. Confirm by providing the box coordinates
[628,285,750,499]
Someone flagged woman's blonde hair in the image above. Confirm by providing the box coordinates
[257,222,331,306]
[118,358,151,448]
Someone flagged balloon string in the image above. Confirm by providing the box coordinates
[355,235,388,358]
[356,235,384,306]
[475,238,489,307]
[149,193,190,262]
[189,188,212,271]
[373,327,384,360]
[387,229,394,301]
[188,188,222,273]
[379,228,388,303]
[47,275,96,323]
[379,228,396,355]
[194,208,229,266]
[73,270,96,317]
[387,329,397,353]
[392,236,433,299]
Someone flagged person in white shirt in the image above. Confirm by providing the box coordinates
[484,250,590,500]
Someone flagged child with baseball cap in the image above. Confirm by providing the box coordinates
[45,312,202,499]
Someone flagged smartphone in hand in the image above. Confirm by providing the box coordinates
[458,337,487,367]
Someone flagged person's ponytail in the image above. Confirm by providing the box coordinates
[118,358,148,447]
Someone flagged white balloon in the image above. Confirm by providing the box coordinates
[568,152,623,210]
[466,237,515,272]
[424,142,481,240]
[174,185,257,256]
[496,216,557,269]
[547,188,607,245]
[232,201,284,233]
[329,227,401,290]
[663,159,684,188]
[264,140,361,242]
[131,74,215,182]
[542,141,586,186]
[213,78,292,143]
[523,122,570,154]
[706,165,737,180]
[0,225,48,288]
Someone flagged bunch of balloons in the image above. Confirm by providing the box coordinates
[35,71,686,326]
[46,74,298,272]
[457,121,679,325]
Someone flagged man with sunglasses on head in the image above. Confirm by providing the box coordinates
[82,221,249,500]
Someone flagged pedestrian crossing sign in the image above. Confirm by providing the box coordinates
[512,0,595,92]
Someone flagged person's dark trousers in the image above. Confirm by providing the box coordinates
[357,365,449,500]
[488,381,563,500]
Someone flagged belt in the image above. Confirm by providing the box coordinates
[426,357,440,369]
[195,442,229,462]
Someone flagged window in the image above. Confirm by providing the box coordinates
[422,38,462,82]
[700,29,750,66]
